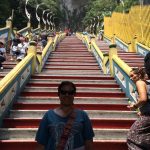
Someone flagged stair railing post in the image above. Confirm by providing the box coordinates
[89,36,95,52]
[111,34,116,44]
[82,34,86,44]
[27,41,37,74]
[128,35,137,53]
[38,23,41,35]
[109,44,117,76]
[6,17,13,53]
[133,35,138,52]
[56,32,60,41]
[103,53,109,74]
[27,21,32,41]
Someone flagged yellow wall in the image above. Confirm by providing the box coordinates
[104,5,150,48]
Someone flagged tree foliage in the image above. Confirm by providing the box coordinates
[82,0,140,32]
[0,0,60,29]
[0,0,148,31]
[0,0,11,27]
[115,0,139,13]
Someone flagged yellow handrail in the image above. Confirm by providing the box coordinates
[0,53,34,92]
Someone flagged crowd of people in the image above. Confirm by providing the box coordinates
[0,32,49,70]
[0,41,6,70]
[11,33,29,62]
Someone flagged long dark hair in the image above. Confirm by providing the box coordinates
[131,67,146,80]
[144,52,150,78]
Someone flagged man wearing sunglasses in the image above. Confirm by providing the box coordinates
[36,81,94,150]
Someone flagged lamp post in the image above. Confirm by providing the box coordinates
[25,0,31,26]
[25,0,33,40]
[47,12,51,30]
[87,18,95,34]
[47,12,54,31]
[36,3,44,28]
[42,9,50,30]
[52,17,59,32]
[96,16,100,29]
[49,13,55,31]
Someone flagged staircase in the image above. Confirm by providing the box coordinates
[0,36,137,150]
[0,39,46,80]
[0,56,17,80]
[96,40,144,68]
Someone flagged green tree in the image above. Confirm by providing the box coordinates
[0,0,60,29]
[83,0,117,33]
[115,0,139,13]
[0,0,11,27]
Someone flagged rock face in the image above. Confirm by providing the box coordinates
[60,0,88,13]
[59,0,89,31]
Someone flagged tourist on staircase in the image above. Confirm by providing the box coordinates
[10,33,21,61]
[16,36,28,62]
[0,41,6,70]
[10,35,28,62]
[36,81,94,150]
[41,34,48,49]
[127,61,150,149]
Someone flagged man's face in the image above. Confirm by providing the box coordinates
[59,85,75,106]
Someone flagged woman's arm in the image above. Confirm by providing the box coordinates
[85,139,94,150]
[134,80,147,108]
[36,143,44,150]
[128,80,147,110]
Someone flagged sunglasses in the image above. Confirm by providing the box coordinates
[60,90,75,95]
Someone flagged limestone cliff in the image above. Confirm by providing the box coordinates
[58,0,88,31]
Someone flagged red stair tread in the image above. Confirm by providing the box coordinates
[96,39,144,68]
[3,118,135,129]
[26,83,119,88]
[31,75,114,80]
[13,103,129,111]
[20,91,126,97]
[0,140,128,150]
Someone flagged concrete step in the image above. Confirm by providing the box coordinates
[7,110,137,119]
[57,46,86,48]
[95,40,144,69]
[13,103,128,111]
[32,74,112,78]
[46,59,97,62]
[41,70,102,75]
[45,62,97,66]
[48,56,96,59]
[29,79,117,85]
[2,61,17,65]
[0,140,127,150]
[44,66,100,70]
[51,52,91,56]
[20,90,126,98]
[0,128,129,140]
[27,82,119,88]
[23,87,122,92]
[3,118,135,129]
[28,79,117,85]
[55,48,88,51]
[17,97,129,104]
[0,68,12,72]
[49,57,96,61]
